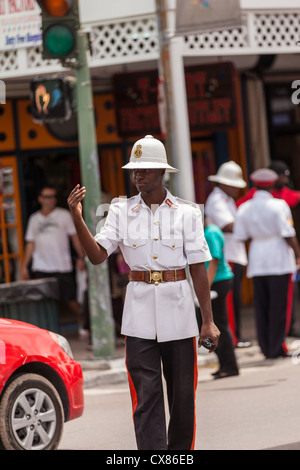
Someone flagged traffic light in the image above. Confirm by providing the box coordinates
[36,0,80,61]
[30,77,73,122]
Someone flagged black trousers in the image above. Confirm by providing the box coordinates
[125,336,198,450]
[231,263,245,341]
[253,274,289,358]
[197,278,238,374]
[211,278,239,373]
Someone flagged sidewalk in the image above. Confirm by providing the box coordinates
[72,337,266,389]
[67,305,300,388]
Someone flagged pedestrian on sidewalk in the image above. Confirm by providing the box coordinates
[205,161,249,347]
[22,184,86,335]
[234,169,300,358]
[67,135,220,451]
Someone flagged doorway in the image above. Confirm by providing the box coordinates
[0,156,24,283]
[191,140,216,204]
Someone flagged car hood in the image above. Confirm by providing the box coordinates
[0,318,42,331]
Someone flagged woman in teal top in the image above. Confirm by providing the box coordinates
[205,223,234,285]
[200,221,239,379]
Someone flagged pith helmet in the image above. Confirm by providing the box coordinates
[122,135,179,173]
[208,161,247,188]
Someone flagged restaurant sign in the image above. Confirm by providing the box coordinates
[0,0,42,51]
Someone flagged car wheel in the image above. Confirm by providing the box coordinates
[0,373,64,450]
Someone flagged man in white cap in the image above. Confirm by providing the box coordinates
[67,135,220,450]
[205,161,248,347]
[234,168,300,358]
[237,160,300,209]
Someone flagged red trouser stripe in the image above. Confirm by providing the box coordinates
[285,273,294,335]
[191,337,198,450]
[125,337,138,418]
[282,274,294,354]
[226,291,238,345]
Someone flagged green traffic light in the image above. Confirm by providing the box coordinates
[45,24,74,57]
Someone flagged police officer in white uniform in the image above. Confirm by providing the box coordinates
[67,135,220,450]
[234,169,300,358]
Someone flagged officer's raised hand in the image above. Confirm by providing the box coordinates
[67,184,86,221]
[67,185,107,265]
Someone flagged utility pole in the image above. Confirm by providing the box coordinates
[155,0,196,201]
[156,0,177,194]
[74,30,115,357]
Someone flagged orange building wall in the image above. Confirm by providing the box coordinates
[0,101,15,153]
[16,94,121,150]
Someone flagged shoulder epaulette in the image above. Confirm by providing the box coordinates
[175,197,199,209]
[111,196,133,205]
[131,201,142,213]
[165,198,179,209]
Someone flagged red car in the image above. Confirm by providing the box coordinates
[0,318,84,450]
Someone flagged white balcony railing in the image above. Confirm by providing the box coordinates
[1,7,300,79]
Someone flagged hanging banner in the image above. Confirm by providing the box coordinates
[113,70,161,138]
[0,0,42,51]
[176,0,241,35]
[185,62,237,131]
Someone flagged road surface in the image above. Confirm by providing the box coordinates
[59,354,300,450]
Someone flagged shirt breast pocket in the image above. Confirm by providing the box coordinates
[158,238,184,267]
[122,238,147,267]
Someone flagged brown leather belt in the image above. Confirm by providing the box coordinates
[128,269,186,284]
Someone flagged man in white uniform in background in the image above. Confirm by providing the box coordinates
[205,161,249,346]
[67,135,220,450]
[234,169,300,358]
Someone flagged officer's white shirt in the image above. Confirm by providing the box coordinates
[94,190,212,342]
[234,191,296,278]
[205,187,247,266]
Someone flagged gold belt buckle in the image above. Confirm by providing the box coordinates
[148,270,164,285]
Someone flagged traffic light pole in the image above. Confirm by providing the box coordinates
[74,30,115,357]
